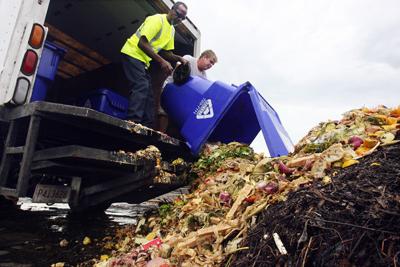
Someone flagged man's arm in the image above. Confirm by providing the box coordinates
[159,50,188,65]
[138,36,173,75]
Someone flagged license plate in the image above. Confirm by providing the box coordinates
[32,184,71,203]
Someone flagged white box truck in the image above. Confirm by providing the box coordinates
[0,0,200,211]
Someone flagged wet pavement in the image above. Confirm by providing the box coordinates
[0,187,189,266]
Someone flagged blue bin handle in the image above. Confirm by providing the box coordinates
[51,54,57,67]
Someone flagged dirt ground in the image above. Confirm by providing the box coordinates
[230,142,400,266]
[0,203,118,267]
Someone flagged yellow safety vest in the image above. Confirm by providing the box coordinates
[121,14,175,68]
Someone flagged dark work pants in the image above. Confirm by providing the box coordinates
[121,54,155,128]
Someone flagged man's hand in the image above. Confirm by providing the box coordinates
[160,59,173,75]
[138,37,173,75]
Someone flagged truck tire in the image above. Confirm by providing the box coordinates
[0,195,18,210]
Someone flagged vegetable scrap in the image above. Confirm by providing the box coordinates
[86,105,399,266]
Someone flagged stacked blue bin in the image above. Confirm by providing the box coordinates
[77,88,129,119]
[31,41,66,102]
[161,76,294,157]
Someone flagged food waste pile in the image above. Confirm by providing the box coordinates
[81,106,399,267]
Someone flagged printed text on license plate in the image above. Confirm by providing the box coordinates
[32,184,71,203]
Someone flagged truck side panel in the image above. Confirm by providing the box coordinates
[0,0,49,105]
[0,0,23,75]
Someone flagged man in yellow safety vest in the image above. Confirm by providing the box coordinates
[121,2,188,128]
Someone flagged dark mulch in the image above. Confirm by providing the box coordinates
[230,142,400,267]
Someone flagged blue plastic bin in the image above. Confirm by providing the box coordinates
[31,41,66,102]
[77,88,128,119]
[161,76,294,156]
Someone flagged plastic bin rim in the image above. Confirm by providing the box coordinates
[84,88,123,96]
[44,40,67,54]
[82,89,128,110]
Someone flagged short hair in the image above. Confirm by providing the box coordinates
[200,49,218,63]
[172,1,188,10]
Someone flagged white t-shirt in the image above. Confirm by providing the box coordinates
[164,55,207,86]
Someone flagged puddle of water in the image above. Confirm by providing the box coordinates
[0,187,191,265]
[16,186,190,225]
[49,224,64,232]
[18,198,146,225]
[18,198,70,212]
[106,202,158,225]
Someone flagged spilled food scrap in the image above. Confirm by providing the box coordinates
[84,106,399,267]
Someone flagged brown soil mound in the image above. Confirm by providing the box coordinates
[231,142,400,267]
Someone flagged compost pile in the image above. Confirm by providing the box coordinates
[231,136,400,266]
[92,106,399,267]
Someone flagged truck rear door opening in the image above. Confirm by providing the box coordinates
[0,0,199,211]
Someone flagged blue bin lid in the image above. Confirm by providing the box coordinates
[246,83,294,157]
